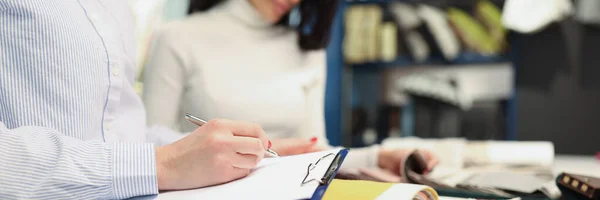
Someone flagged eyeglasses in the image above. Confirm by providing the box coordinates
[300,153,335,186]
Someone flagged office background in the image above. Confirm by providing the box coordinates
[134,0,599,155]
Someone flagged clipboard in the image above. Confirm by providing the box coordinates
[309,148,349,200]
[158,148,350,200]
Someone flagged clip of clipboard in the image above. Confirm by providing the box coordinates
[307,148,349,200]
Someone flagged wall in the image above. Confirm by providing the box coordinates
[515,19,600,155]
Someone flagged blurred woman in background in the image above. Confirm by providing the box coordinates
[143,0,438,174]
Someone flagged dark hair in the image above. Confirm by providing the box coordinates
[188,0,339,50]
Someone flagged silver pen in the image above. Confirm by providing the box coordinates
[184,113,279,157]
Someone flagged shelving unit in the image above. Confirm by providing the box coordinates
[351,53,507,69]
[324,0,516,147]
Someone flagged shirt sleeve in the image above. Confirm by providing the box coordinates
[342,145,381,169]
[142,27,187,132]
[0,122,158,199]
[294,50,329,147]
[292,50,381,170]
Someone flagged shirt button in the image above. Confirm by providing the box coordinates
[104,122,112,132]
[111,67,120,76]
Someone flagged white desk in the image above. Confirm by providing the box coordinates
[553,155,600,177]
[130,154,599,200]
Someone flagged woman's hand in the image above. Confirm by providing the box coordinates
[377,148,439,176]
[269,137,325,156]
[155,119,270,190]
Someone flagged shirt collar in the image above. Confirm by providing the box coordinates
[219,0,273,28]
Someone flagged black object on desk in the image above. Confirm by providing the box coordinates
[557,173,600,200]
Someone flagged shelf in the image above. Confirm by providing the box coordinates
[346,0,417,5]
[350,56,420,69]
[349,53,507,69]
[346,0,487,5]
[453,52,507,64]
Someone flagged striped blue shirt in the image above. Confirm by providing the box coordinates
[0,0,183,199]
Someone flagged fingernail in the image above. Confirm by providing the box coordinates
[310,137,318,143]
[268,140,272,149]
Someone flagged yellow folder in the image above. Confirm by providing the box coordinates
[323,179,439,200]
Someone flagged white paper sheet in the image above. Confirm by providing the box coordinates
[485,141,554,167]
[158,148,343,200]
[463,172,548,193]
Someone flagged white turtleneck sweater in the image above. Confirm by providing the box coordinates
[142,0,379,169]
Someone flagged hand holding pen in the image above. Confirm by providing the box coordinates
[185,113,279,157]
[155,115,276,190]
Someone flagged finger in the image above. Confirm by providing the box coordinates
[423,150,439,161]
[228,167,252,181]
[283,140,317,155]
[230,136,266,159]
[230,153,261,169]
[427,158,439,171]
[269,138,319,156]
[308,144,326,153]
[208,119,269,150]
[422,151,439,171]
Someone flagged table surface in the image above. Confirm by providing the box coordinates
[552,155,600,177]
[131,154,599,200]
[553,154,600,178]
